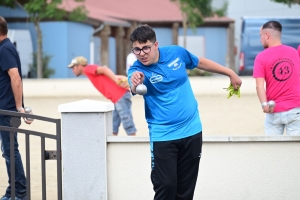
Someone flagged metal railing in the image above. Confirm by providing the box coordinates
[0,109,62,200]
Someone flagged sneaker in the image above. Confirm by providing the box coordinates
[12,197,27,200]
[0,196,26,200]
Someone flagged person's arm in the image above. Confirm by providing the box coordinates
[96,66,117,82]
[95,66,129,88]
[255,78,270,113]
[115,75,127,80]
[7,68,23,111]
[197,57,242,89]
[129,71,144,94]
[7,67,32,123]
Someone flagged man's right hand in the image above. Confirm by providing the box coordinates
[18,107,33,125]
[130,71,145,87]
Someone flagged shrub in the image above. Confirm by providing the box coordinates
[187,68,212,76]
[28,53,55,78]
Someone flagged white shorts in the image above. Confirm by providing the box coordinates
[265,107,300,135]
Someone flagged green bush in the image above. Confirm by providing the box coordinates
[187,68,212,76]
[28,53,55,78]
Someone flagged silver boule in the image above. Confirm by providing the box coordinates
[136,84,147,95]
[25,107,34,121]
[268,100,276,108]
[25,107,32,113]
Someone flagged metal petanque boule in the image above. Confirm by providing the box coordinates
[136,84,147,95]
[25,106,34,121]
[268,100,276,108]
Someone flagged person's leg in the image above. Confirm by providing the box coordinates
[151,140,179,200]
[264,113,284,135]
[176,132,202,200]
[285,107,300,135]
[112,108,121,136]
[115,91,137,136]
[0,116,26,199]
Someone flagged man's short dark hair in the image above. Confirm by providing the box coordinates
[130,24,156,44]
[0,16,8,36]
[262,20,282,32]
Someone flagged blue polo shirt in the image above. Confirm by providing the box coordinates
[128,45,202,141]
[0,38,23,114]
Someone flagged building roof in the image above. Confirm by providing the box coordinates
[61,0,233,27]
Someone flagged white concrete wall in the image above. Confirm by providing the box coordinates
[59,100,114,200]
[23,76,257,97]
[107,136,300,200]
[49,78,300,199]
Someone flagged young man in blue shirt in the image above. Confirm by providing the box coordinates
[0,16,32,200]
[128,25,242,200]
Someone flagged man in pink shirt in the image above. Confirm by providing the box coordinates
[253,21,300,135]
[298,45,300,56]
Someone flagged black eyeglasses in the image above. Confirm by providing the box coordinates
[132,43,155,55]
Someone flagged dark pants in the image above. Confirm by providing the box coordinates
[151,132,202,200]
[0,116,27,198]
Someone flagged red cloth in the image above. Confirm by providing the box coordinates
[84,65,127,103]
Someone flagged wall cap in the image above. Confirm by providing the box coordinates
[107,135,300,143]
[58,99,114,113]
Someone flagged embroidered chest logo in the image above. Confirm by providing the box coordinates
[150,73,163,84]
[168,57,182,70]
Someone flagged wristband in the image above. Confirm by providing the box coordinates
[261,102,268,108]
[17,107,23,112]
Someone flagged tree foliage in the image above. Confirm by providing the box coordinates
[24,0,87,78]
[0,0,87,78]
[170,0,227,48]
[0,0,15,7]
[29,53,55,78]
[23,0,87,22]
[271,0,300,7]
[171,0,228,28]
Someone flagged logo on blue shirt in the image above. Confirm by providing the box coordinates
[150,73,163,83]
[168,57,182,70]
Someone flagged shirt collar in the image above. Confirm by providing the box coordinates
[0,38,9,46]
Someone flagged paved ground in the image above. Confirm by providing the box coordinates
[0,76,267,199]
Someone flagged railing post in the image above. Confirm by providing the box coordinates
[58,99,114,200]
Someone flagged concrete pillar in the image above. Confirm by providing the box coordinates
[116,26,125,75]
[100,25,111,66]
[58,99,114,200]
[227,21,235,72]
[124,22,138,55]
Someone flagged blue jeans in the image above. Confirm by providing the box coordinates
[113,91,137,135]
[0,116,27,199]
[265,107,300,135]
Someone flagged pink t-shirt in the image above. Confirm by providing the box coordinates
[298,45,300,57]
[253,45,300,112]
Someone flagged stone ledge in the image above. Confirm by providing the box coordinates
[23,76,256,97]
[107,135,300,143]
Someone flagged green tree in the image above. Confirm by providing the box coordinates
[29,53,55,78]
[170,0,228,47]
[0,0,87,78]
[0,0,15,7]
[271,0,300,6]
